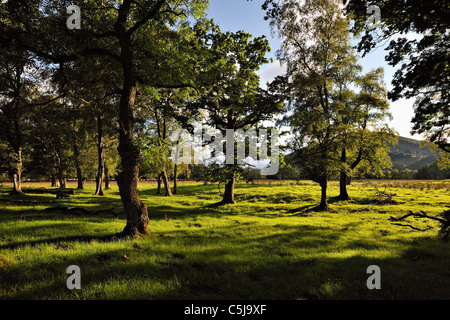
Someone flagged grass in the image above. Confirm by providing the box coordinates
[0,179,449,300]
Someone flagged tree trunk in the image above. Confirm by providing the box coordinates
[56,157,66,189]
[95,167,104,196]
[156,173,162,195]
[161,166,172,197]
[58,173,66,189]
[318,178,329,211]
[11,147,24,195]
[95,115,105,196]
[51,169,60,188]
[104,160,111,190]
[173,163,178,194]
[338,148,350,200]
[339,171,350,200]
[221,176,235,205]
[115,16,149,236]
[6,66,25,195]
[68,122,84,190]
[76,166,84,190]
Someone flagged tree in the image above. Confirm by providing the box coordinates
[270,0,359,210]
[65,103,88,190]
[136,87,186,197]
[267,153,300,180]
[346,0,450,153]
[62,52,120,194]
[0,43,42,194]
[335,68,397,200]
[1,0,209,236]
[270,0,395,208]
[30,97,73,189]
[182,26,283,204]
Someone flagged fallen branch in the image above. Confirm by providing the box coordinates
[360,179,397,205]
[391,223,432,232]
[389,209,450,239]
[389,211,446,224]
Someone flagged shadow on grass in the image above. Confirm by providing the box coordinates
[2,226,450,299]
[287,204,335,215]
[2,185,450,299]
[0,233,119,251]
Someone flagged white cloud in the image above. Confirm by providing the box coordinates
[258,61,287,88]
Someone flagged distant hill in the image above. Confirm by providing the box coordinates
[284,136,439,173]
[389,136,438,170]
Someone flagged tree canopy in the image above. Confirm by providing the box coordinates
[346,0,449,153]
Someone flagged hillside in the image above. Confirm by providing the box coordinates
[389,136,438,170]
[284,136,439,173]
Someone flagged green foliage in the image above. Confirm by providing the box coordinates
[271,0,395,203]
[179,24,283,191]
[138,136,171,179]
[347,0,450,153]
[414,162,450,180]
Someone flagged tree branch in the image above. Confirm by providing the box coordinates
[127,0,166,37]
[389,211,446,224]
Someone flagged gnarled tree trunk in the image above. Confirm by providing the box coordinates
[115,14,149,236]
[221,178,235,204]
[156,173,162,195]
[338,146,363,201]
[76,166,84,190]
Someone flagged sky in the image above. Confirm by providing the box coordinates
[205,0,422,140]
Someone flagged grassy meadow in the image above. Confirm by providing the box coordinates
[0,179,449,300]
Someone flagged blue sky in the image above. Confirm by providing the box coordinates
[205,0,420,140]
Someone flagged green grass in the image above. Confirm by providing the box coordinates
[0,180,449,300]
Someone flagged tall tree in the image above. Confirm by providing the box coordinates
[270,0,392,209]
[0,44,39,194]
[335,68,396,200]
[135,87,181,197]
[182,27,283,204]
[31,97,72,189]
[64,102,92,190]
